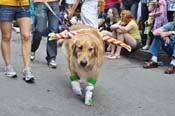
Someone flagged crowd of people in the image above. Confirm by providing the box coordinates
[0,0,175,84]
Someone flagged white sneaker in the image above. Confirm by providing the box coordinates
[12,26,20,33]
[23,68,35,83]
[48,59,57,68]
[4,65,17,78]
[30,52,35,61]
[142,45,149,50]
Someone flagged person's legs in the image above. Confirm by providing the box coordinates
[123,33,137,48]
[167,11,174,22]
[162,36,175,74]
[31,2,47,53]
[143,36,163,68]
[141,3,149,46]
[0,21,13,66]
[115,33,137,55]
[81,0,98,28]
[15,6,35,83]
[149,36,163,57]
[17,17,31,69]
[0,21,17,78]
[113,33,124,57]
[130,3,139,20]
[46,1,59,63]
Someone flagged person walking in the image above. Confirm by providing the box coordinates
[0,0,35,83]
[68,0,99,28]
[30,0,59,68]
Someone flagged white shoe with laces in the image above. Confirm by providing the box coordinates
[4,65,17,78]
[48,59,57,68]
[30,52,35,61]
[23,68,35,83]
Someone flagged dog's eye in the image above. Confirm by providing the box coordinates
[88,48,93,52]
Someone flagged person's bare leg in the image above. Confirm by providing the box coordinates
[123,33,137,48]
[0,21,13,66]
[114,33,124,56]
[17,17,31,69]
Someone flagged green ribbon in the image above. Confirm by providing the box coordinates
[70,75,80,81]
[87,77,97,85]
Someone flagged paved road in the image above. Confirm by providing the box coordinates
[0,32,175,116]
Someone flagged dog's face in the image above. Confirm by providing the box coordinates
[72,37,98,70]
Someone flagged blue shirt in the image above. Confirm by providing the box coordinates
[162,22,175,32]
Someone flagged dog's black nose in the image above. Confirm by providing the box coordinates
[80,60,87,67]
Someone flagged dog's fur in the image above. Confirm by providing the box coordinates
[63,24,105,105]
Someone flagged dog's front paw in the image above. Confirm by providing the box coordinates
[85,97,94,106]
[85,91,93,106]
[71,81,82,96]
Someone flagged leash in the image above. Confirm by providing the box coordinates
[43,0,70,31]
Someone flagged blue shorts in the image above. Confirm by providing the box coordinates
[0,5,30,21]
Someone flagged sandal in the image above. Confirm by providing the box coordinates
[143,60,158,68]
[164,64,175,74]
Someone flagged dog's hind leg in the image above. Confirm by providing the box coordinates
[70,75,82,96]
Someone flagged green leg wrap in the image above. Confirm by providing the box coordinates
[70,75,80,81]
[87,77,97,85]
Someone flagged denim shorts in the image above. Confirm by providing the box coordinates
[0,5,30,21]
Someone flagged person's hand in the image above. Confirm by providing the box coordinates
[119,26,126,33]
[149,13,154,18]
[116,28,123,33]
[163,37,170,45]
[110,24,121,30]
[171,31,175,35]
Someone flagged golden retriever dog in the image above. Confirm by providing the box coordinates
[63,24,105,105]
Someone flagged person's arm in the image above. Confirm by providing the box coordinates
[150,3,164,17]
[118,20,134,33]
[120,22,133,32]
[153,27,175,44]
[68,0,80,20]
[153,27,175,37]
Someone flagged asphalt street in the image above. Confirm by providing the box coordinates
[0,32,175,116]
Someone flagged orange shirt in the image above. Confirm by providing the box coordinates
[0,0,29,6]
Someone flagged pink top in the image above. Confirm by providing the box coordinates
[152,0,168,31]
[105,0,121,9]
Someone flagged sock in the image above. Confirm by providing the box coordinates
[85,83,94,105]
[170,59,175,66]
[151,56,157,63]
[71,81,82,95]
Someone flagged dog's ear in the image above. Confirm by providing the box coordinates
[72,40,80,58]
[92,41,98,57]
